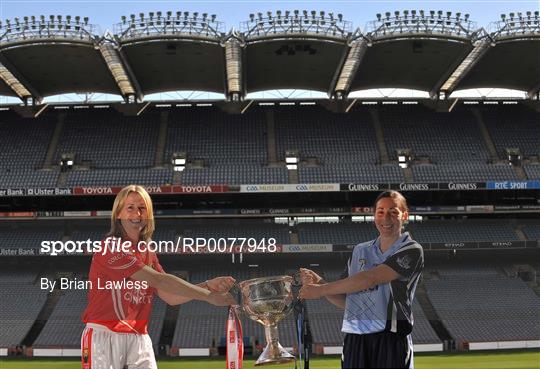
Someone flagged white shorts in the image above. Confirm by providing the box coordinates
[81,323,157,369]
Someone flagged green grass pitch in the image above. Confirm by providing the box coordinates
[1,351,539,369]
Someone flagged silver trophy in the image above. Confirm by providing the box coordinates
[236,275,296,366]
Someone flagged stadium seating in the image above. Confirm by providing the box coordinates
[482,106,540,158]
[524,164,540,180]
[34,289,87,347]
[0,169,60,188]
[1,105,538,186]
[522,225,540,241]
[380,106,490,162]
[297,222,378,245]
[411,301,440,345]
[148,297,167,351]
[299,164,403,183]
[407,220,520,243]
[274,106,379,164]
[0,112,56,170]
[0,228,62,251]
[0,112,59,187]
[181,165,287,185]
[65,168,172,186]
[166,108,268,166]
[0,276,48,347]
[412,162,518,182]
[424,268,540,342]
[54,110,160,168]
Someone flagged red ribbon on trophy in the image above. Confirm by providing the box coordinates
[226,306,243,369]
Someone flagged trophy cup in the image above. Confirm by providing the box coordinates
[236,275,296,366]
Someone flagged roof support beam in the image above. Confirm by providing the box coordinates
[332,37,369,99]
[224,33,244,101]
[98,40,143,103]
[0,54,42,104]
[431,30,492,98]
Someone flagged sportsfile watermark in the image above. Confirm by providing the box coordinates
[40,236,278,256]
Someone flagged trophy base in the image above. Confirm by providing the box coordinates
[255,342,295,366]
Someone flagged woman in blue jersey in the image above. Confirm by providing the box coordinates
[299,190,424,369]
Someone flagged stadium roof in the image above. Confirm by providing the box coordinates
[0,11,538,103]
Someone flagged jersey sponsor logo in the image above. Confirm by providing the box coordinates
[358,258,366,271]
[124,287,152,305]
[397,255,412,269]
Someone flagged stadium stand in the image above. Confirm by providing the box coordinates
[424,268,540,342]
[297,222,378,245]
[34,289,87,347]
[299,163,403,183]
[54,111,160,168]
[65,168,172,186]
[523,164,540,180]
[0,112,60,187]
[380,106,490,162]
[0,273,48,347]
[522,224,540,241]
[412,162,518,182]
[407,220,520,243]
[166,108,268,166]
[482,106,540,158]
[0,104,537,186]
[148,296,167,351]
[0,113,56,170]
[0,228,62,251]
[275,107,379,164]
[0,169,60,188]
[411,302,441,345]
[170,268,241,349]
[181,165,287,185]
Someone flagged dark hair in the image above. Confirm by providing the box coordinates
[373,190,409,212]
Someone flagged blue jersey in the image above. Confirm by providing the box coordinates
[342,232,424,336]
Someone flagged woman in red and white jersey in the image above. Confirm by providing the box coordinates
[81,185,235,369]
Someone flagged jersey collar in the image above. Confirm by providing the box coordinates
[373,232,411,258]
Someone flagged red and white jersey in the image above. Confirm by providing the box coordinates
[82,238,164,334]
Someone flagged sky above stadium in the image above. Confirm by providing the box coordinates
[1,0,538,33]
